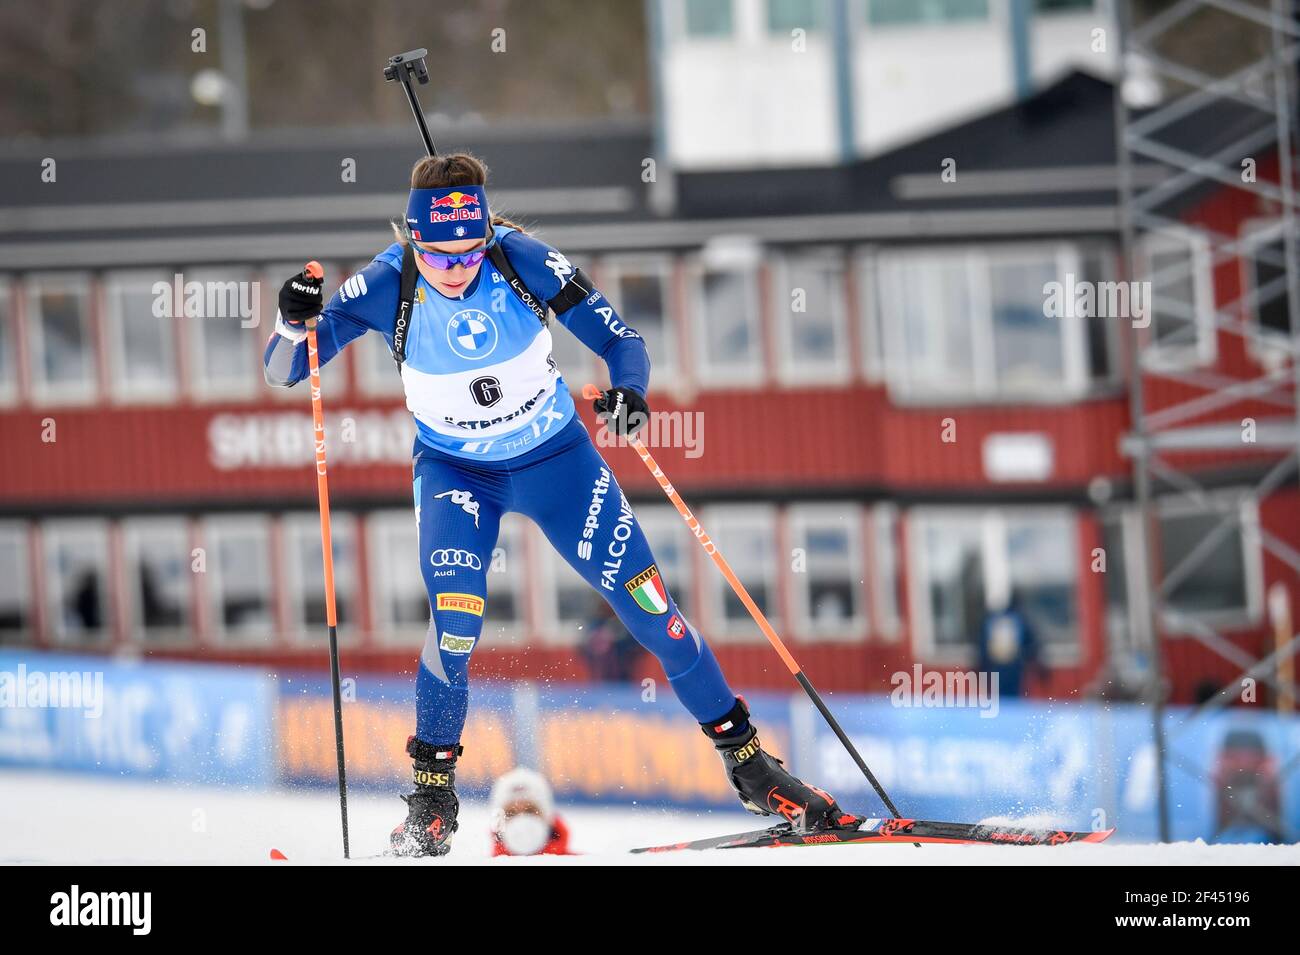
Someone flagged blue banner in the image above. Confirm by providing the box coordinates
[0,650,276,786]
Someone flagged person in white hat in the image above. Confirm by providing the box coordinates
[489,767,571,857]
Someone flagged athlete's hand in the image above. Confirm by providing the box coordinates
[277,265,324,328]
[593,386,649,437]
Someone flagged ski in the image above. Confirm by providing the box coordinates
[632,817,1115,853]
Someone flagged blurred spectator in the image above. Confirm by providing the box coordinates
[581,599,645,683]
[1212,729,1284,844]
[489,768,572,857]
[977,591,1044,698]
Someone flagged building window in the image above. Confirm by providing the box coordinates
[684,0,734,37]
[789,504,866,641]
[768,0,826,33]
[284,513,358,643]
[691,261,763,385]
[28,275,95,403]
[774,249,851,384]
[868,0,989,26]
[702,505,778,641]
[0,523,30,645]
[186,267,259,398]
[105,271,178,402]
[43,520,110,646]
[1137,228,1216,370]
[368,510,428,645]
[482,515,527,646]
[910,508,1079,659]
[1158,494,1261,627]
[877,243,1110,402]
[1035,0,1092,12]
[122,518,192,645]
[1243,222,1296,345]
[602,257,677,380]
[205,515,274,645]
[0,280,16,405]
[872,503,902,638]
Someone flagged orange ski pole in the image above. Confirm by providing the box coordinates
[583,383,904,821]
[303,260,350,858]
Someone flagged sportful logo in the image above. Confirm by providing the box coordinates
[434,489,481,528]
[578,467,611,560]
[625,564,669,615]
[339,272,368,302]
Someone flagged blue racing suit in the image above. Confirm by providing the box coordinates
[264,227,736,745]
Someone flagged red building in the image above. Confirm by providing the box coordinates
[0,73,1295,703]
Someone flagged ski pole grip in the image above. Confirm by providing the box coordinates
[581,382,602,401]
[303,261,325,330]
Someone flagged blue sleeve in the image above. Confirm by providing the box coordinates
[262,255,401,387]
[502,231,651,396]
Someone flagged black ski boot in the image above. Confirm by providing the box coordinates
[703,698,860,832]
[389,737,462,857]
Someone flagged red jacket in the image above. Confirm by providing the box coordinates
[491,816,573,857]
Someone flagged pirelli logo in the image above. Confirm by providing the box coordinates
[414,769,451,787]
[436,592,484,616]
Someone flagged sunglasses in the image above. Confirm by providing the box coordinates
[416,247,488,270]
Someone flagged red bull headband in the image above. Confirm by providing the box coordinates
[404,185,489,243]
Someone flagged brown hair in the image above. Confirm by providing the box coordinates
[392,152,527,243]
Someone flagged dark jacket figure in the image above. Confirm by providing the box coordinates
[977,595,1042,698]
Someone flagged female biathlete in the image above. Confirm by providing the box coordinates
[264,153,855,856]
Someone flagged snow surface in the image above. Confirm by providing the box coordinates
[2,769,1297,865]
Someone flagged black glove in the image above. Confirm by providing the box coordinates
[277,268,324,328]
[593,386,649,437]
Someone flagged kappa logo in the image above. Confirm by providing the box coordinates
[339,272,368,302]
[439,632,477,654]
[437,592,485,616]
[429,549,482,570]
[545,249,574,284]
[435,489,481,528]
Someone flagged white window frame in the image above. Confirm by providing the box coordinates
[856,247,887,384]
[184,265,260,401]
[1239,218,1298,366]
[1156,489,1263,633]
[701,503,778,642]
[687,255,765,388]
[204,513,276,646]
[104,269,178,403]
[282,512,359,645]
[877,243,1092,403]
[871,502,902,640]
[121,517,193,646]
[772,247,852,385]
[1137,226,1217,371]
[908,506,1080,664]
[787,502,867,642]
[27,272,96,405]
[42,518,112,647]
[367,509,429,647]
[0,521,31,644]
[0,278,17,407]
[600,254,679,382]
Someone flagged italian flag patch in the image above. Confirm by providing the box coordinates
[625,565,669,615]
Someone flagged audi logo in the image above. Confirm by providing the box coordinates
[429,549,482,570]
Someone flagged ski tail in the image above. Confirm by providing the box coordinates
[632,817,1116,853]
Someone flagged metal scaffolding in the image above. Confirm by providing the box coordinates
[1114,0,1300,842]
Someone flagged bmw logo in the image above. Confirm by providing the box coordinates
[446,309,499,360]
